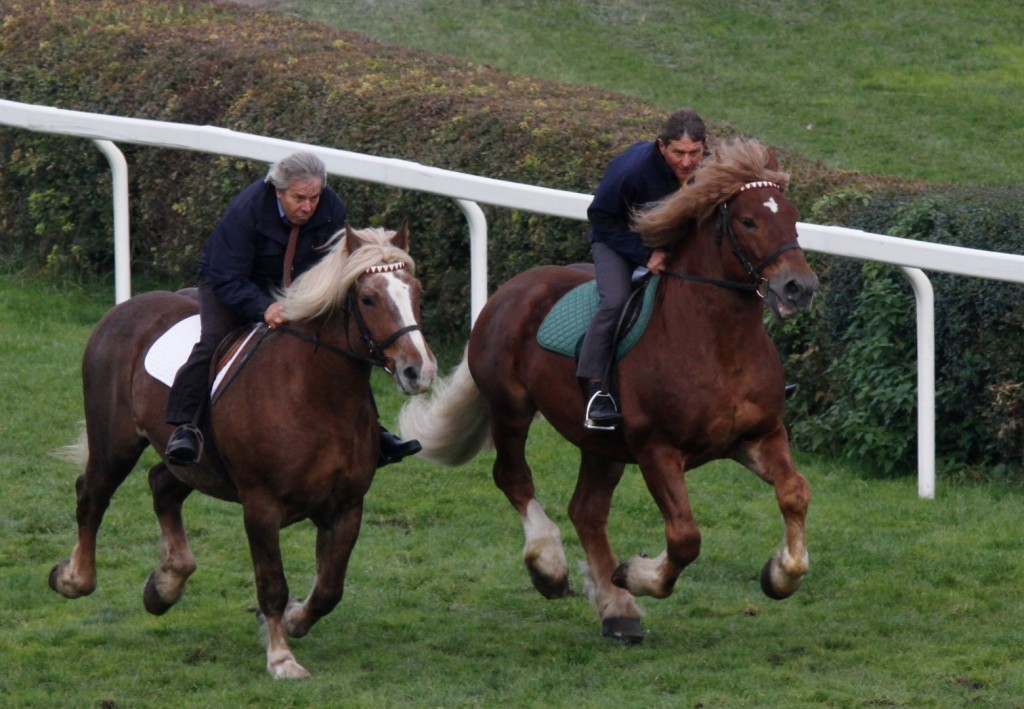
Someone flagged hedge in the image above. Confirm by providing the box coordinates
[2,0,1022,478]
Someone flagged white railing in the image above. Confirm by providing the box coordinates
[4,98,1024,499]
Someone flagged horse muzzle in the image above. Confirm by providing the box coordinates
[766,268,819,320]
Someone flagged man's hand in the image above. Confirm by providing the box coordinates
[264,302,288,328]
[645,249,668,275]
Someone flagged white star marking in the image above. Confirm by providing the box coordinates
[764,197,779,214]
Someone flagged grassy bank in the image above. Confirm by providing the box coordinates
[272,0,1024,188]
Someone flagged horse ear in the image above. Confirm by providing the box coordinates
[765,146,780,171]
[344,223,365,255]
[391,218,410,251]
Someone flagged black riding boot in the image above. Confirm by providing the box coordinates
[584,380,623,430]
[379,428,422,467]
[166,424,203,466]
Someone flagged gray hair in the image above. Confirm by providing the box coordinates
[264,152,327,190]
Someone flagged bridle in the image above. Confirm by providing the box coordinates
[278,261,422,375]
[661,181,802,299]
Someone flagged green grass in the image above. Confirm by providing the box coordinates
[269,0,1024,188]
[4,274,1024,706]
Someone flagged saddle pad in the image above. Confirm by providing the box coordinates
[537,276,660,359]
[144,315,262,397]
[144,315,200,387]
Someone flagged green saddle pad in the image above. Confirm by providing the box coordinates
[537,276,660,360]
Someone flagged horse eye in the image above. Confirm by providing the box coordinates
[741,218,757,229]
[360,296,375,307]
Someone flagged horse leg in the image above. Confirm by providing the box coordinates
[612,445,701,600]
[567,452,645,643]
[49,437,146,599]
[142,463,197,615]
[739,427,810,599]
[241,498,309,680]
[491,416,570,599]
[280,501,364,640]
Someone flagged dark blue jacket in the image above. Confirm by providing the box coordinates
[199,179,347,322]
[587,141,679,267]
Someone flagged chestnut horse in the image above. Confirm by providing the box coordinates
[50,225,437,678]
[399,139,818,642]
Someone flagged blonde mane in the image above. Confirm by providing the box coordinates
[277,226,416,322]
[633,138,790,249]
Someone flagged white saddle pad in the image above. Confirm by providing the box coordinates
[144,315,262,396]
[144,315,200,387]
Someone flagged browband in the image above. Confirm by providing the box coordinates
[739,180,781,192]
[365,262,406,274]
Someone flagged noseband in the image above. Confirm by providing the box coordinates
[663,181,802,299]
[278,261,422,375]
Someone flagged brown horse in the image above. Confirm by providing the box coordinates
[50,225,437,679]
[398,139,818,642]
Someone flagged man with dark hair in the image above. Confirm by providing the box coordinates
[164,151,420,466]
[577,108,708,429]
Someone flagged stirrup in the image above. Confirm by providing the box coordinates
[166,423,204,465]
[584,390,622,431]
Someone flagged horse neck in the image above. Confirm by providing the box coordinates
[661,219,767,328]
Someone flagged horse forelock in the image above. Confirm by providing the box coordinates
[279,226,416,322]
[633,138,791,249]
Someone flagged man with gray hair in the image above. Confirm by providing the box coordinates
[165,152,421,466]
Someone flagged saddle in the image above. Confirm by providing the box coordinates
[537,273,660,362]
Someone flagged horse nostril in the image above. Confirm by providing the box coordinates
[402,366,419,383]
[784,280,803,299]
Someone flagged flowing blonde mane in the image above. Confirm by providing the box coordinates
[277,226,416,322]
[633,138,790,249]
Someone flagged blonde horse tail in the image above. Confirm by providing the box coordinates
[397,348,492,466]
[52,423,89,467]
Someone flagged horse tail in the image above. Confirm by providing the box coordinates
[398,348,492,466]
[53,423,88,467]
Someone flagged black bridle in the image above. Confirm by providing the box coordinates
[278,267,422,375]
[661,183,802,299]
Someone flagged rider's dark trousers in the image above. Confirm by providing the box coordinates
[575,241,635,382]
[165,277,246,426]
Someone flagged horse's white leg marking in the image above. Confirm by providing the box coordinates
[262,615,310,680]
[581,561,644,620]
[52,542,96,597]
[522,499,568,581]
[767,535,809,595]
[621,551,674,598]
[152,535,196,604]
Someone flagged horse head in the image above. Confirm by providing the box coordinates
[279,223,437,395]
[633,138,818,319]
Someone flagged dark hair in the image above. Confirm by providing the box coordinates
[658,108,707,145]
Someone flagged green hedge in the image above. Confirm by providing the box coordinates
[2,0,1022,478]
[773,187,1024,478]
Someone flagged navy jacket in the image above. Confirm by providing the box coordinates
[199,179,347,322]
[587,141,680,267]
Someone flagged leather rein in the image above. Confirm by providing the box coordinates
[277,262,421,375]
[661,181,802,299]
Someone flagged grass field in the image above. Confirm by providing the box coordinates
[268,0,1024,189]
[3,274,1024,707]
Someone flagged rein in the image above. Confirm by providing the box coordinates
[278,261,422,375]
[661,181,802,300]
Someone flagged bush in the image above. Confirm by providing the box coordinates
[775,187,1024,477]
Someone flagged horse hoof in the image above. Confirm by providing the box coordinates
[611,561,629,589]
[527,567,571,599]
[760,559,798,600]
[48,563,63,594]
[143,571,174,616]
[602,617,644,644]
